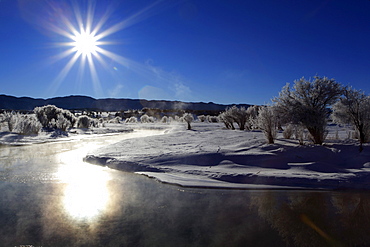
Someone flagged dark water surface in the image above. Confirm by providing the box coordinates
[1,132,370,247]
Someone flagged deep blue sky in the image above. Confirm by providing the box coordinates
[1,0,370,105]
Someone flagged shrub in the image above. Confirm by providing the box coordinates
[219,112,235,129]
[109,116,121,124]
[125,116,138,123]
[257,106,277,144]
[294,124,306,145]
[148,116,155,123]
[34,105,76,130]
[14,115,42,135]
[283,124,294,139]
[77,115,91,128]
[197,115,206,122]
[140,114,150,123]
[55,113,71,131]
[207,115,219,123]
[1,111,17,132]
[161,116,169,123]
[247,105,262,129]
[183,113,194,130]
[224,106,249,130]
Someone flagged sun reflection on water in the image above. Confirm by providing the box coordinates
[56,145,111,221]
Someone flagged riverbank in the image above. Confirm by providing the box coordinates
[85,122,370,190]
[0,123,169,146]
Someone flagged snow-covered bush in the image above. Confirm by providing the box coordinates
[55,113,71,131]
[109,116,121,124]
[62,109,77,127]
[183,113,194,130]
[294,124,305,145]
[273,76,342,144]
[161,116,169,123]
[148,116,155,123]
[224,106,249,130]
[197,115,206,122]
[140,114,149,123]
[125,116,138,123]
[332,87,370,145]
[257,106,277,144]
[207,115,219,123]
[77,115,91,128]
[246,105,261,129]
[218,112,234,129]
[283,124,294,139]
[14,115,42,135]
[90,118,99,127]
[0,112,42,135]
[34,105,76,130]
[1,111,17,132]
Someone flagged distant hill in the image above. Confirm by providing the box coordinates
[0,95,251,112]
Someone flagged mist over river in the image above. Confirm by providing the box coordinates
[1,131,370,247]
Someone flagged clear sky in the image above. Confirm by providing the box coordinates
[1,0,370,105]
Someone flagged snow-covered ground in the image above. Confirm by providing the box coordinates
[2,121,370,190]
[84,122,370,190]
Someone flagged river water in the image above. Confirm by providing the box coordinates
[1,131,370,247]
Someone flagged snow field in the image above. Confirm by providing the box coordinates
[85,122,370,190]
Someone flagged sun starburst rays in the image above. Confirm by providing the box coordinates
[46,0,169,97]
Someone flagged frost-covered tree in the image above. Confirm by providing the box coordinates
[161,116,169,123]
[183,113,194,130]
[274,76,342,145]
[197,115,206,122]
[257,106,277,144]
[125,116,138,123]
[332,87,370,146]
[109,116,121,124]
[282,123,294,139]
[224,106,249,130]
[1,111,17,132]
[0,112,42,135]
[148,116,155,123]
[77,115,91,128]
[14,115,42,135]
[218,112,235,129]
[140,114,150,123]
[34,105,76,129]
[246,105,261,129]
[207,115,219,123]
[55,113,71,131]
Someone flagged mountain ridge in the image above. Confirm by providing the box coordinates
[0,94,251,112]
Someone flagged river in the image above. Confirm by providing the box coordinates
[1,130,370,247]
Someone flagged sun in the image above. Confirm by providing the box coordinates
[43,0,169,97]
[71,29,99,57]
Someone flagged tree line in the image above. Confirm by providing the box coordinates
[218,76,370,149]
